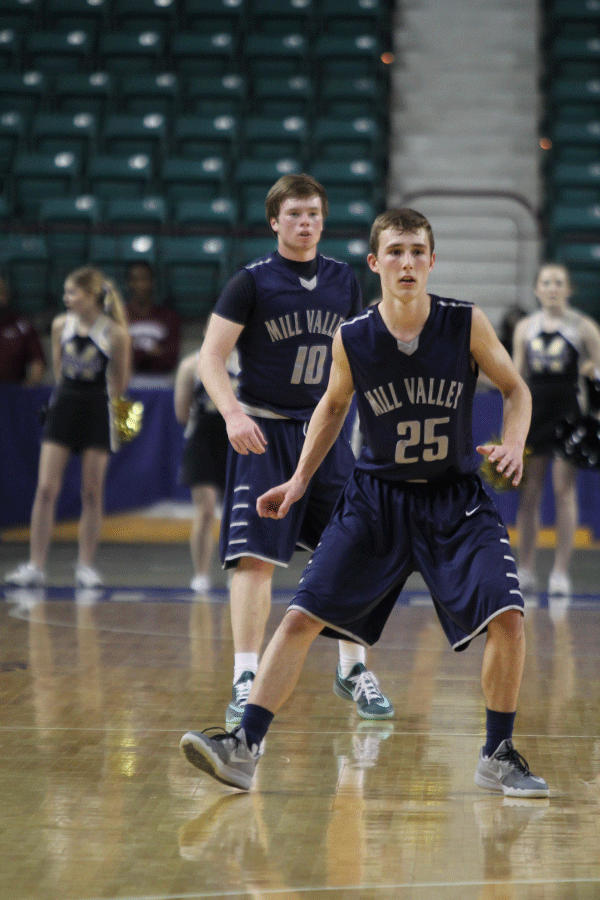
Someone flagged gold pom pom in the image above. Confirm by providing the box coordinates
[112,396,144,443]
[479,438,531,492]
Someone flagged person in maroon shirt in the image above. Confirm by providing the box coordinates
[125,261,181,375]
[0,275,46,384]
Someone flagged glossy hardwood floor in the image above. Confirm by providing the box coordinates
[1,542,599,900]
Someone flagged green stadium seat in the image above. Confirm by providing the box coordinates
[250,0,314,36]
[0,111,25,178]
[549,0,600,22]
[551,36,600,62]
[39,194,100,290]
[2,234,51,313]
[25,29,92,74]
[105,195,167,226]
[171,32,236,76]
[180,0,247,34]
[550,203,600,237]
[30,111,97,156]
[556,241,600,268]
[0,26,22,71]
[312,116,380,161]
[185,74,245,117]
[89,233,157,283]
[241,199,269,227]
[174,197,238,227]
[172,114,238,160]
[314,34,383,79]
[551,119,600,146]
[232,236,275,271]
[252,75,312,118]
[243,115,308,162]
[110,0,177,35]
[98,31,165,75]
[318,0,387,36]
[102,112,167,164]
[233,156,302,204]
[550,77,600,106]
[0,194,12,220]
[42,0,109,31]
[319,236,378,297]
[0,0,40,30]
[53,72,114,116]
[119,73,180,117]
[161,235,231,316]
[11,150,81,218]
[0,71,48,115]
[319,76,384,120]
[325,200,375,229]
[551,161,600,189]
[243,33,307,77]
[310,159,380,203]
[86,152,153,200]
[160,155,228,202]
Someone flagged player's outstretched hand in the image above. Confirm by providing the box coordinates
[257,479,307,519]
[477,442,524,487]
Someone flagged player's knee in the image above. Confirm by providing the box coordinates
[491,608,524,643]
[281,608,320,640]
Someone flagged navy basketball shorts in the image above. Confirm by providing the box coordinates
[220,416,355,568]
[180,412,228,491]
[44,388,112,454]
[290,470,524,649]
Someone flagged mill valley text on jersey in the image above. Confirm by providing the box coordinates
[341,297,480,482]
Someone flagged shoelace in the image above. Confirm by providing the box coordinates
[234,677,253,705]
[201,726,242,745]
[351,670,383,704]
[495,741,531,775]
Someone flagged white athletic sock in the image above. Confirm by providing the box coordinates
[234,653,259,684]
[338,640,366,678]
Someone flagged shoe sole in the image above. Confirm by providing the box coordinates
[179,733,252,790]
[333,679,395,720]
[474,771,549,798]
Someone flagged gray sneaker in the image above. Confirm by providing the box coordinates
[179,726,260,790]
[225,670,255,726]
[333,663,394,719]
[474,739,549,798]
[5,562,46,587]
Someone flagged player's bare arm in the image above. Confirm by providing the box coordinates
[257,330,355,519]
[198,312,267,455]
[471,305,532,487]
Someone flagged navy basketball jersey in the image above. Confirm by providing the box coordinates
[60,312,112,394]
[222,252,361,420]
[340,296,479,481]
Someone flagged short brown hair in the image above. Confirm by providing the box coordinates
[369,208,435,256]
[265,173,329,224]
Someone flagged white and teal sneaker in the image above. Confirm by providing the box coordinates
[225,670,255,726]
[333,663,394,720]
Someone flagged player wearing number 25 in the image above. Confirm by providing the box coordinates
[196,174,392,727]
[180,208,549,798]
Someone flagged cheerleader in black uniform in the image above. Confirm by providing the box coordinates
[513,263,600,598]
[174,344,239,593]
[5,266,131,589]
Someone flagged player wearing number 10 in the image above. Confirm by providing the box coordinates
[196,174,392,725]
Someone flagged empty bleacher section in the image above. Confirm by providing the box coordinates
[0,0,394,320]
[540,0,600,320]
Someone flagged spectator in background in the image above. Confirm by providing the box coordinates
[0,275,46,385]
[126,261,181,375]
[5,267,131,590]
[174,340,239,594]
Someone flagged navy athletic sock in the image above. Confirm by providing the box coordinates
[239,703,274,749]
[483,709,516,757]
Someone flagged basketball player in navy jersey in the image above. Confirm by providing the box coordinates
[194,174,392,725]
[180,208,549,798]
